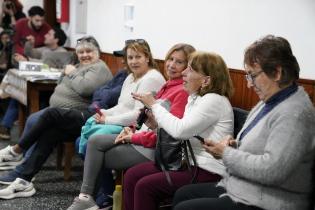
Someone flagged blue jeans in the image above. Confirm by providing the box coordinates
[1,99,18,128]
[15,108,48,174]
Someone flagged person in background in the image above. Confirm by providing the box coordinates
[67,43,195,210]
[123,51,234,210]
[13,26,68,65]
[0,27,68,140]
[0,0,26,31]
[0,30,12,76]
[0,37,112,197]
[172,35,315,210]
[13,5,50,55]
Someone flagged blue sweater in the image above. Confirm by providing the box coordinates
[88,69,128,112]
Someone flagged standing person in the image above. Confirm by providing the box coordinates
[172,35,315,210]
[13,5,50,55]
[67,43,195,210]
[0,0,26,30]
[123,51,234,210]
[0,36,112,181]
[0,26,68,140]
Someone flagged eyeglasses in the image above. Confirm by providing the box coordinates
[245,70,264,83]
[77,36,97,44]
[125,39,146,45]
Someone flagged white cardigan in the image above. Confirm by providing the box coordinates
[102,69,165,126]
[152,93,233,176]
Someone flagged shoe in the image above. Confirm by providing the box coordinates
[67,196,99,210]
[0,165,17,171]
[0,170,23,185]
[0,125,10,140]
[0,178,36,199]
[95,192,113,209]
[0,145,23,168]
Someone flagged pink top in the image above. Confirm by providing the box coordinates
[131,78,188,148]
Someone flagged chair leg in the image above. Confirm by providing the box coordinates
[63,142,75,181]
[56,143,63,170]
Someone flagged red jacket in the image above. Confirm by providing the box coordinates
[131,78,188,148]
[13,18,51,54]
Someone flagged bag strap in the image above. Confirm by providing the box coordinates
[185,140,199,183]
[155,129,173,185]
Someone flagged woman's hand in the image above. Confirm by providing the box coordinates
[132,92,156,108]
[114,127,134,144]
[144,109,158,129]
[13,53,27,62]
[203,135,237,159]
[93,112,106,124]
[64,64,76,75]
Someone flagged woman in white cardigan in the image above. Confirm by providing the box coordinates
[123,51,234,210]
[78,39,166,154]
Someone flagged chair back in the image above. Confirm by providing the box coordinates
[233,107,249,138]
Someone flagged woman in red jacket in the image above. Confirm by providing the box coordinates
[67,43,196,210]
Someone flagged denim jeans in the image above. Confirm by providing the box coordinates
[1,99,18,128]
[15,108,48,174]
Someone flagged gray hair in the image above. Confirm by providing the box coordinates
[75,36,101,57]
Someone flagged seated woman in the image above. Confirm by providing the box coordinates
[77,39,165,155]
[172,35,315,210]
[123,51,234,210]
[0,36,113,195]
[66,43,195,210]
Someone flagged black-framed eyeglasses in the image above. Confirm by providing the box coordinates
[245,70,264,83]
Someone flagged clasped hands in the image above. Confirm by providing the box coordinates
[202,135,237,159]
[114,127,134,144]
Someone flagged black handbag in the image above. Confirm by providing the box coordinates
[155,128,198,185]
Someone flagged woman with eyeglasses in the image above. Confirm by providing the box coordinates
[66,43,193,210]
[172,35,315,210]
[122,51,234,210]
[0,36,113,199]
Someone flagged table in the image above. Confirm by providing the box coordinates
[5,69,59,132]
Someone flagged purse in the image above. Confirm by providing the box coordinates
[154,128,198,185]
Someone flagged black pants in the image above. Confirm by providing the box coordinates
[172,182,263,210]
[17,107,92,181]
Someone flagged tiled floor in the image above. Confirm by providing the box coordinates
[0,124,84,210]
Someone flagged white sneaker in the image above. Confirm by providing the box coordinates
[0,146,23,167]
[0,178,36,199]
[67,196,99,210]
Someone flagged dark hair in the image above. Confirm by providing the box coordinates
[5,0,23,11]
[52,27,67,46]
[28,6,45,17]
[244,35,300,87]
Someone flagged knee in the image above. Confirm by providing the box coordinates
[88,135,101,146]
[134,176,153,196]
[40,107,59,119]
[173,186,189,206]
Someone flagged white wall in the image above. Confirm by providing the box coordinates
[20,0,43,15]
[68,0,315,79]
